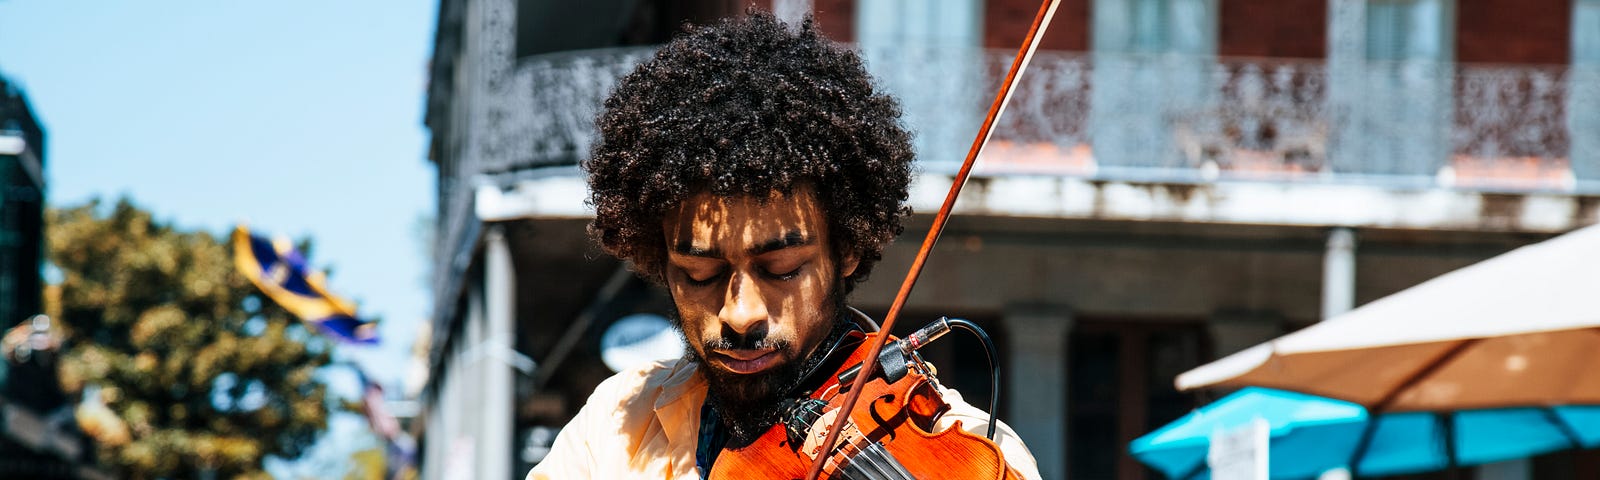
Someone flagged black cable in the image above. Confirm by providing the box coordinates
[945,317,1000,441]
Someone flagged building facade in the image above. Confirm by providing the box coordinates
[0,73,44,351]
[0,72,102,480]
[420,1,1600,478]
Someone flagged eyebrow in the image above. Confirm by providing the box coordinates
[750,231,813,256]
[673,231,813,258]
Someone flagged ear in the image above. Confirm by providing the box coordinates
[840,252,860,279]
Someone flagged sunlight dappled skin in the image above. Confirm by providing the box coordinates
[661,184,858,384]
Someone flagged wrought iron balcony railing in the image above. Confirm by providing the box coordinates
[464,46,1600,200]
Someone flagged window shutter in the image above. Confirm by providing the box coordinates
[1577,0,1600,65]
[1366,0,1449,61]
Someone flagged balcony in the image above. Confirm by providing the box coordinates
[888,50,1598,193]
[475,47,1596,188]
[446,46,1600,243]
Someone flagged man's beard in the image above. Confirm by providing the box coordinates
[676,285,851,446]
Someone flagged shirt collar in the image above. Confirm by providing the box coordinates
[652,358,708,473]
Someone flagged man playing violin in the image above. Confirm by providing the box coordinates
[527,11,1040,480]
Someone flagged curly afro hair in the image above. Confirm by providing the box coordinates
[586,11,914,293]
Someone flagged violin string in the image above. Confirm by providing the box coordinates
[829,437,914,480]
[823,426,860,479]
[836,441,871,480]
[845,440,917,480]
[863,442,916,479]
[854,442,894,479]
[850,450,890,479]
[845,457,877,479]
[825,452,850,479]
[803,2,1064,477]
[846,440,887,479]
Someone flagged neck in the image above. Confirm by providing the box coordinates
[786,314,866,397]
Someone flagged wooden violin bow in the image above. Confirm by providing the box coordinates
[803,1,1064,478]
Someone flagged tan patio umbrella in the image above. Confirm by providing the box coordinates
[1176,223,1600,412]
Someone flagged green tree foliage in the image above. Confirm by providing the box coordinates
[48,199,332,479]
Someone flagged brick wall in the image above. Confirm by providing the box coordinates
[985,0,1091,51]
[807,0,1089,51]
[798,0,1577,63]
[1458,0,1570,64]
[1220,0,1327,58]
[812,0,856,42]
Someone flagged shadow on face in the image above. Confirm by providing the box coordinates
[660,185,859,439]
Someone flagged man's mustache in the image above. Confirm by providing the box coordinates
[702,325,794,351]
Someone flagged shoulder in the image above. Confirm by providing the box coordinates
[559,358,701,454]
[933,382,1043,480]
[584,357,696,413]
[527,358,702,479]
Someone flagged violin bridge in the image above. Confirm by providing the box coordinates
[794,405,876,467]
[800,408,844,461]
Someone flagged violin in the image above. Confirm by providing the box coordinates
[708,327,1020,480]
[718,0,1062,476]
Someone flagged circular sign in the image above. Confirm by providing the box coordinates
[600,313,684,373]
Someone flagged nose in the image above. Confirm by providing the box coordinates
[718,270,768,335]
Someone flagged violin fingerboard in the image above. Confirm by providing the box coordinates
[833,441,916,479]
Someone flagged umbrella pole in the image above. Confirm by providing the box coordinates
[1440,412,1460,480]
[1353,340,1477,478]
[1540,406,1585,450]
[1346,415,1380,477]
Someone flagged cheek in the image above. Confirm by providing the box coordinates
[779,269,836,330]
[678,322,708,355]
[673,308,716,359]
[669,285,718,342]
[669,282,718,315]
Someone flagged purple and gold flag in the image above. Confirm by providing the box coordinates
[231,225,378,344]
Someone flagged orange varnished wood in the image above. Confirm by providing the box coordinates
[804,1,1061,476]
[708,332,1021,480]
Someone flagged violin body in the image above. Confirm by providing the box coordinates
[708,331,1020,480]
[713,0,1057,476]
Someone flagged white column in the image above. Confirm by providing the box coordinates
[448,274,484,480]
[481,226,516,480]
[424,398,440,480]
[1322,227,1357,320]
[1001,305,1073,480]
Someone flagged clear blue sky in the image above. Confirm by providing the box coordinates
[0,1,438,394]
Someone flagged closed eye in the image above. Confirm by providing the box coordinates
[760,265,802,281]
[685,268,726,286]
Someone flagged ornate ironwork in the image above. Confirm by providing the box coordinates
[440,45,1598,232]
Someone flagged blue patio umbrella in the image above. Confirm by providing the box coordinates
[1130,387,1600,479]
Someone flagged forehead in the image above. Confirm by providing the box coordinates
[663,188,828,253]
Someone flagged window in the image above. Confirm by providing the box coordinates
[1365,0,1451,61]
[1090,0,1217,169]
[1328,0,1454,177]
[856,0,982,50]
[1578,0,1600,65]
[1068,321,1209,480]
[1092,0,1216,55]
[855,0,985,165]
[1571,0,1600,182]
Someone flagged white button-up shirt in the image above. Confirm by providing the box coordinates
[526,356,1041,479]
